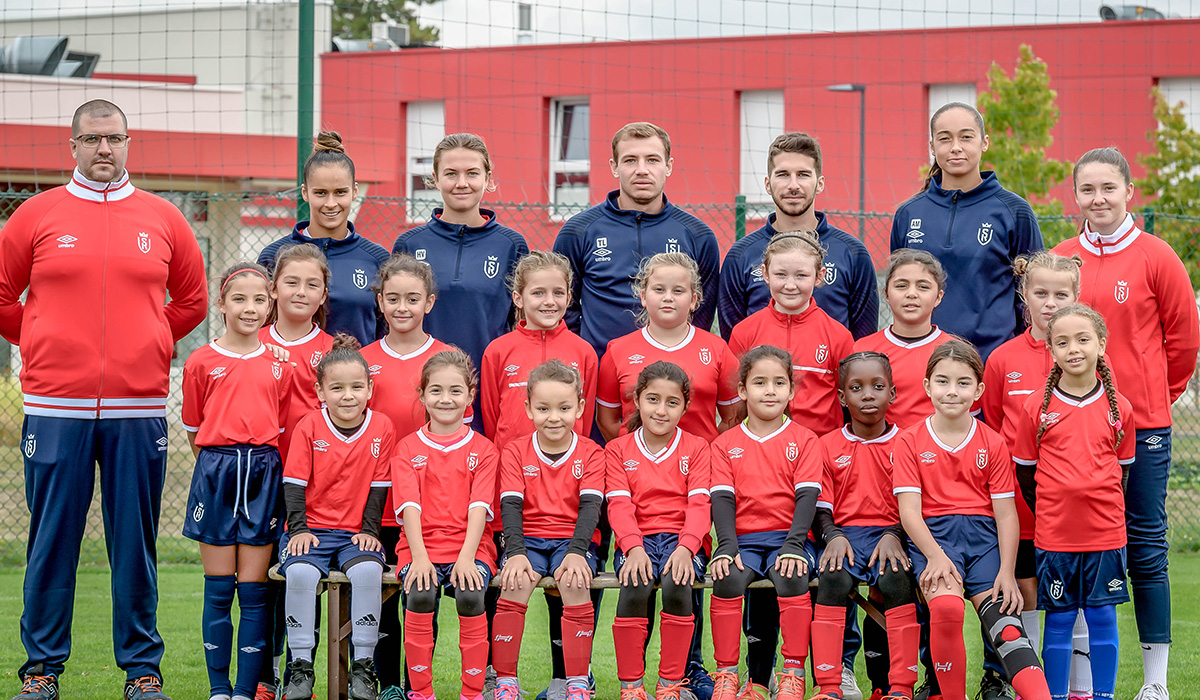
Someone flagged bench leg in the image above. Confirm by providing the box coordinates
[328,580,351,700]
[850,589,886,628]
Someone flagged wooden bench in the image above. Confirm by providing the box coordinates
[269,568,883,700]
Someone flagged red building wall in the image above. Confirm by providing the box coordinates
[322,19,1199,256]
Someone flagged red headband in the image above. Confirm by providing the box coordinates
[220,268,269,295]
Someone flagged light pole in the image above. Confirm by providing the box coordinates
[826,83,866,239]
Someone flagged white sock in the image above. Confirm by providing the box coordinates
[284,562,322,662]
[567,676,588,689]
[1142,642,1169,687]
[1021,610,1041,651]
[1069,609,1092,693]
[346,559,384,659]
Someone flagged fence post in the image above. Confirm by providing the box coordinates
[1143,206,1155,234]
[735,194,746,241]
[296,0,315,221]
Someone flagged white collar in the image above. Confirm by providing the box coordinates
[65,167,135,202]
[1079,214,1139,255]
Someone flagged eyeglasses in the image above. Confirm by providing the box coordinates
[74,133,130,148]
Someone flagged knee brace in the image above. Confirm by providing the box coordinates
[616,580,654,618]
[712,564,756,599]
[768,565,810,598]
[814,568,854,606]
[659,577,693,616]
[454,586,487,617]
[978,595,1041,676]
[406,586,438,614]
[877,569,916,610]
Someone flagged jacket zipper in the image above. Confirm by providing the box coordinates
[454,227,465,280]
[636,214,643,258]
[945,192,959,249]
[97,187,111,409]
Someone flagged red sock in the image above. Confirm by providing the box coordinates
[884,603,919,697]
[403,610,435,695]
[927,596,966,699]
[613,616,650,683]
[561,603,595,678]
[1011,666,1051,700]
[490,599,527,678]
[709,595,744,669]
[777,592,812,674]
[811,604,847,692]
[658,611,695,681]
[459,613,489,694]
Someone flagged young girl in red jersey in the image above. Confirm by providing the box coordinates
[391,350,499,700]
[853,249,950,429]
[605,361,711,700]
[278,334,395,700]
[181,262,293,700]
[728,232,852,435]
[707,346,822,700]
[491,360,606,700]
[892,340,1049,700]
[1052,148,1199,699]
[1012,304,1134,700]
[597,252,740,442]
[811,351,918,700]
[482,250,598,447]
[981,252,1083,663]
[261,243,335,462]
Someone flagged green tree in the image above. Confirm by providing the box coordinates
[334,0,441,43]
[1137,86,1200,287]
[977,45,1075,246]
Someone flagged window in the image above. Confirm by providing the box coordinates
[550,98,590,218]
[518,3,532,31]
[740,90,784,206]
[928,83,977,118]
[1159,77,1200,129]
[406,101,446,222]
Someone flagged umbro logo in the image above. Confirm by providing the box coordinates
[594,236,612,260]
[1108,578,1124,592]
[465,668,483,676]
[1040,412,1061,425]
[156,436,168,452]
[368,364,382,375]
[240,646,261,654]
[728,447,744,459]
[1006,371,1022,383]
[623,459,639,471]
[815,663,837,672]
[629,354,645,364]
[1147,435,1165,450]
[410,665,429,672]
[313,439,329,452]
[835,455,852,466]
[412,455,428,464]
[919,451,936,463]
[864,651,883,658]
[504,364,520,375]
[203,642,218,650]
[209,367,227,379]
[56,234,78,248]
[523,464,540,475]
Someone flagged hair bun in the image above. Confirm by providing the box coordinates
[330,332,361,352]
[313,131,346,154]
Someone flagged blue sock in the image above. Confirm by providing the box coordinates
[1043,609,1076,698]
[1083,605,1118,699]
[203,574,237,696]
[234,581,270,698]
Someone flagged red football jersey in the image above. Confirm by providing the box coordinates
[1053,217,1199,429]
[818,424,902,527]
[1011,386,1135,552]
[728,303,853,434]
[362,334,472,526]
[598,326,739,442]
[852,326,953,429]
[283,408,396,532]
[260,323,335,460]
[604,428,712,555]
[481,320,599,449]
[390,427,499,571]
[710,419,823,535]
[891,418,1015,519]
[181,342,292,448]
[499,432,606,540]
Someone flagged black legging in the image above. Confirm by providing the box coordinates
[713,564,809,600]
[616,576,692,617]
[406,582,487,617]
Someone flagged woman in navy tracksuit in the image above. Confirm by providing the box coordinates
[890,102,1043,699]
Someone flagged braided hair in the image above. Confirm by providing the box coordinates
[1037,304,1124,447]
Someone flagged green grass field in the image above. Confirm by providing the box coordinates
[1,556,1198,699]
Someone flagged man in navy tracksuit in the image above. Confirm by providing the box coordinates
[717,132,877,700]
[258,220,391,346]
[554,122,720,699]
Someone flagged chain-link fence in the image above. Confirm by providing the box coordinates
[0,190,1198,565]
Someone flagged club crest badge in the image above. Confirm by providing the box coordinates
[698,348,712,365]
[272,363,282,380]
[353,268,369,290]
[976,448,988,470]
[372,437,381,458]
[815,344,828,364]
[310,351,323,368]
[572,460,584,479]
[137,231,151,253]
[1114,280,1129,304]
[679,455,689,476]
[23,433,35,458]
[823,261,837,285]
[484,255,500,279]
[977,222,994,246]
[467,452,479,471]
[665,238,680,254]
[786,442,798,461]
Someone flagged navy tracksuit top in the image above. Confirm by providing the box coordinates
[889,171,1043,360]
[553,190,720,357]
[717,211,880,341]
[258,221,391,346]
[392,208,529,370]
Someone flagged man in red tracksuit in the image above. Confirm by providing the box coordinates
[0,99,208,700]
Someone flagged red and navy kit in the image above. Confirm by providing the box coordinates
[710,419,823,535]
[362,334,472,526]
[481,320,598,448]
[1052,216,1200,429]
[1011,387,1135,552]
[258,222,391,346]
[260,323,334,459]
[817,424,902,528]
[0,170,208,419]
[499,432,605,539]
[283,408,395,533]
[604,427,711,555]
[892,417,1016,519]
[598,326,739,442]
[390,427,500,571]
[853,326,952,429]
[728,303,853,435]
[182,342,293,448]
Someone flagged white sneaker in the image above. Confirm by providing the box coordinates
[1134,684,1170,700]
[840,666,863,700]
[546,679,568,700]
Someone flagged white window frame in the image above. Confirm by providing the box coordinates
[406,100,445,223]
[549,97,590,220]
[928,83,977,120]
[739,89,784,208]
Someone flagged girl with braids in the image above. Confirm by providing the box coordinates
[258,131,391,346]
[1011,304,1134,700]
[892,339,1050,700]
